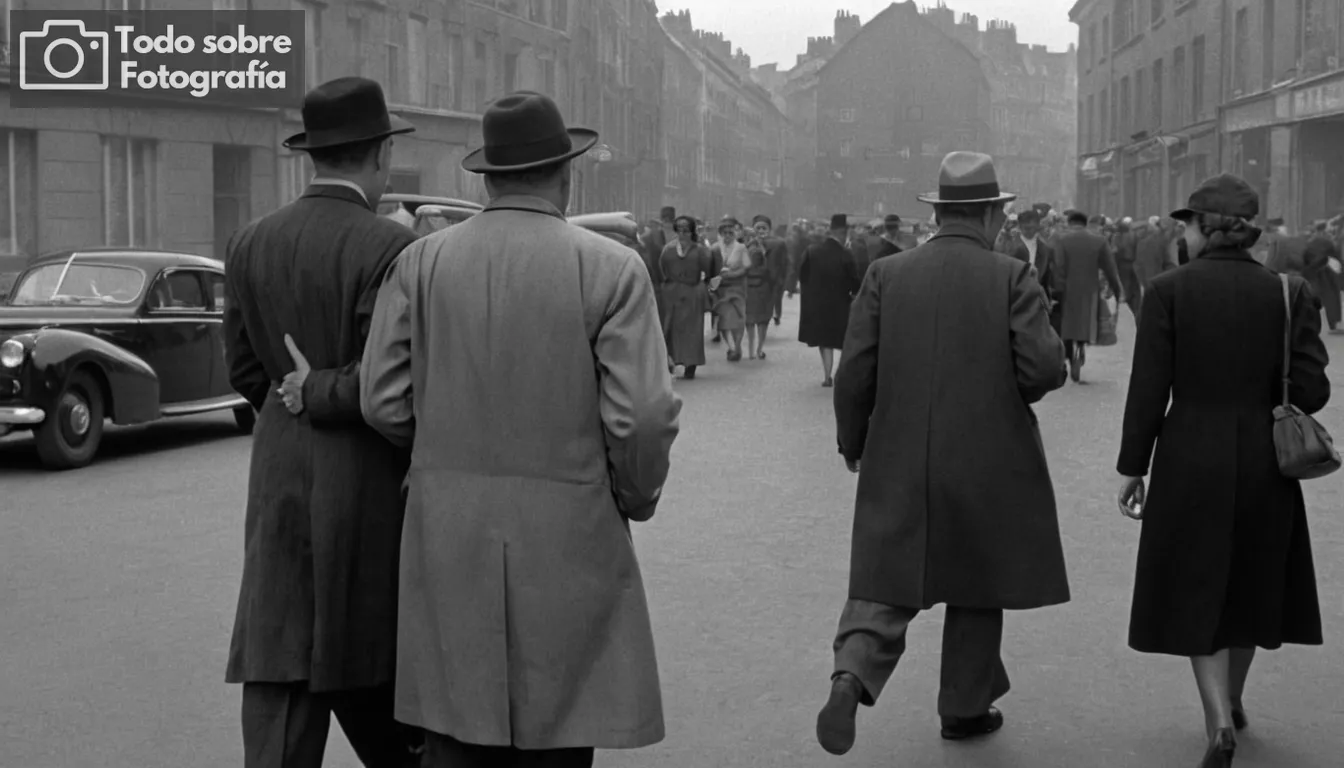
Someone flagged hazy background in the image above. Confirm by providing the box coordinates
[664,0,1078,67]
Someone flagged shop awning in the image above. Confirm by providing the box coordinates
[1079,150,1117,179]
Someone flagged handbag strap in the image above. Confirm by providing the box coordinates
[1280,273,1292,407]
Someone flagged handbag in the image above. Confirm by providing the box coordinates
[1095,295,1118,346]
[1272,273,1341,479]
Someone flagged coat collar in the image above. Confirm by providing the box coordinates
[482,193,566,220]
[302,183,373,211]
[929,222,993,250]
[1201,247,1257,263]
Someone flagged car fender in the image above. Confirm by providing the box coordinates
[27,328,160,424]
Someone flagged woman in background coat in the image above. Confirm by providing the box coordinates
[659,216,716,379]
[1117,175,1330,768]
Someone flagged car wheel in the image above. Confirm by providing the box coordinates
[34,369,105,470]
[233,405,256,434]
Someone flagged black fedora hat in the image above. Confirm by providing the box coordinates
[462,91,599,174]
[283,77,414,150]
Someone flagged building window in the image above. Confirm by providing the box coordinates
[1150,0,1164,22]
[406,17,428,106]
[0,130,38,258]
[839,108,856,123]
[102,136,157,248]
[1192,35,1205,119]
[540,55,555,97]
[1102,16,1110,56]
[1086,93,1096,149]
[348,15,367,78]
[553,0,568,30]
[839,139,853,158]
[504,52,519,92]
[1087,24,1097,70]
[1262,0,1276,88]
[528,0,546,24]
[293,1,320,90]
[1173,46,1186,127]
[1100,86,1109,144]
[385,17,401,103]
[906,105,923,121]
[474,40,490,111]
[1232,8,1249,94]
[212,146,251,260]
[1113,0,1134,47]
[1297,0,1335,78]
[1152,59,1164,129]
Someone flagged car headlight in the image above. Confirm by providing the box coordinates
[0,339,26,368]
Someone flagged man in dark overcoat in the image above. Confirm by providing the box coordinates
[798,214,860,387]
[863,214,903,277]
[222,77,421,768]
[1053,210,1124,383]
[768,223,790,325]
[817,152,1069,755]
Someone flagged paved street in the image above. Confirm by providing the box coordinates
[3,296,1342,768]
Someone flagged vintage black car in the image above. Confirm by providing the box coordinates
[0,248,253,469]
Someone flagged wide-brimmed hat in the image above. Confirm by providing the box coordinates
[283,77,414,150]
[462,91,599,174]
[917,151,1017,205]
[1170,174,1259,222]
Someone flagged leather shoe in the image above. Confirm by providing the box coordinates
[940,707,1004,741]
[816,673,863,755]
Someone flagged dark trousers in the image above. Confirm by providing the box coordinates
[422,731,595,768]
[1119,264,1142,321]
[772,285,784,321]
[832,599,1010,719]
[241,682,420,768]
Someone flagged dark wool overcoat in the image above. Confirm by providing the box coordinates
[798,237,860,349]
[1054,228,1123,342]
[223,184,416,691]
[1118,249,1330,656]
[835,223,1072,609]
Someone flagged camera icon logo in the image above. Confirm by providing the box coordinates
[18,20,111,91]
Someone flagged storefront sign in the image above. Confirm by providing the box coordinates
[1079,150,1116,179]
[1292,75,1344,120]
[1222,95,1277,133]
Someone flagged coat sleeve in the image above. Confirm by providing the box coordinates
[834,266,881,462]
[303,235,414,424]
[596,256,683,523]
[360,247,416,447]
[1008,262,1067,404]
[1116,285,1175,476]
[222,232,269,411]
[1288,278,1332,415]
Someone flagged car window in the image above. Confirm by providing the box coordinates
[147,272,207,310]
[10,263,145,305]
[203,273,226,311]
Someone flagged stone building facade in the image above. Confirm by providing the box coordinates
[813,2,992,217]
[924,6,1078,210]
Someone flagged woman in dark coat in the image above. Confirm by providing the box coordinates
[659,216,715,379]
[743,229,775,359]
[1116,175,1331,768]
[798,214,860,386]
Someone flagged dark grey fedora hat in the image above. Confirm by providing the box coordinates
[462,91,599,174]
[283,77,414,151]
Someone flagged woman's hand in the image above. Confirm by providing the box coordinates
[1118,475,1146,520]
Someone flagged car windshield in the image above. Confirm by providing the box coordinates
[10,263,145,306]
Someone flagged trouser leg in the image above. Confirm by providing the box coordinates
[772,287,783,321]
[241,682,331,768]
[832,598,918,706]
[936,606,1011,719]
[327,685,422,767]
[422,731,595,768]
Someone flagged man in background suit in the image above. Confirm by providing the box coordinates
[1008,210,1057,327]
[867,214,904,269]
[223,77,421,768]
[1053,210,1123,383]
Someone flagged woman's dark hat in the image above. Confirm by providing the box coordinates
[752,214,772,227]
[283,77,415,150]
[829,213,848,230]
[462,91,599,174]
[1170,174,1260,222]
[918,151,1017,205]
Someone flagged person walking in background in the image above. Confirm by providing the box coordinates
[659,215,715,380]
[1133,216,1180,321]
[864,214,903,276]
[818,152,1069,755]
[798,214,860,387]
[1117,175,1330,768]
[359,91,681,768]
[785,222,806,296]
[768,221,790,325]
[222,77,422,768]
[1113,217,1143,323]
[711,216,750,362]
[744,221,777,359]
[1053,210,1124,383]
[1303,221,1342,332]
[642,206,675,318]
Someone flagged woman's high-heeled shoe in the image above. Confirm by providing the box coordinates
[1199,727,1236,768]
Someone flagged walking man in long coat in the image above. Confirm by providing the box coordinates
[798,213,860,387]
[359,91,682,768]
[222,77,421,768]
[816,152,1070,755]
[1053,210,1124,383]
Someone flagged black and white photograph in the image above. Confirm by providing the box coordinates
[2,0,1343,766]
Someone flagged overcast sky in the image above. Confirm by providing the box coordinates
[660,0,1078,68]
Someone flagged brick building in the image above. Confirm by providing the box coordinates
[658,10,788,222]
[924,6,1078,210]
[813,2,992,217]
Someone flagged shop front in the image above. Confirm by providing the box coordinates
[1291,72,1344,224]
[1077,150,1119,216]
[1219,89,1293,223]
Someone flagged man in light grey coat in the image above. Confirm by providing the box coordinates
[359,92,681,768]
